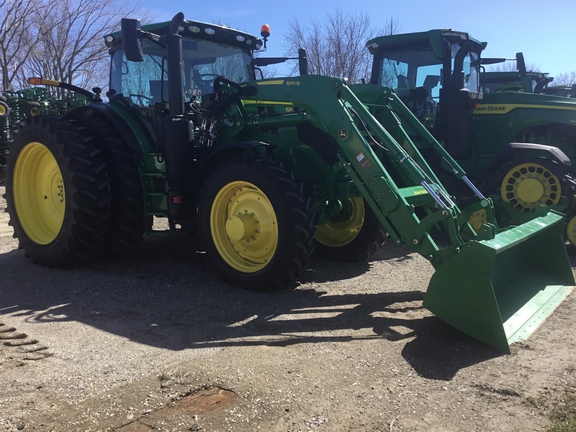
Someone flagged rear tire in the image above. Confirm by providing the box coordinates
[313,197,386,262]
[5,116,112,266]
[198,155,315,291]
[72,117,145,254]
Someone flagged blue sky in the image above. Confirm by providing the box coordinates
[136,0,574,79]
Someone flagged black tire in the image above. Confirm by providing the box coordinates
[313,197,386,262]
[72,117,145,254]
[5,115,112,266]
[198,155,316,291]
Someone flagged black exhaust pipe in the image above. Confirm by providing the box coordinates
[163,12,193,227]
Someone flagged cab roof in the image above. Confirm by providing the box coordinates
[109,19,263,52]
[366,29,485,59]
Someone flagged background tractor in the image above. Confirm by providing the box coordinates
[481,52,554,94]
[481,52,575,97]
[0,84,89,183]
[3,13,574,352]
[365,29,576,245]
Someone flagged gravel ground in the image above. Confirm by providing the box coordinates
[1,185,575,432]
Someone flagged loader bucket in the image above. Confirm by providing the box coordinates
[424,211,575,353]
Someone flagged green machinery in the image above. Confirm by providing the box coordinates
[365,29,576,243]
[482,53,554,94]
[0,84,89,182]
[482,52,575,97]
[3,14,574,352]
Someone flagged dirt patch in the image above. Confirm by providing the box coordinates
[1,185,575,431]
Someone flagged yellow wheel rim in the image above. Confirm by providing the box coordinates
[468,209,487,233]
[566,215,576,247]
[13,142,65,245]
[315,197,365,247]
[210,181,277,273]
[500,162,561,210]
[0,104,6,116]
[30,106,41,116]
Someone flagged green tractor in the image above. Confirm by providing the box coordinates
[482,53,554,94]
[481,52,575,98]
[365,29,576,244]
[3,13,574,352]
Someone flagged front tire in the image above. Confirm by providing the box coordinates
[313,197,386,262]
[5,116,112,266]
[198,155,315,291]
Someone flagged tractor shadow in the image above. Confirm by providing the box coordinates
[0,234,500,381]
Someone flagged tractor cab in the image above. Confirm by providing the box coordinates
[368,30,484,110]
[105,20,262,109]
[105,20,307,111]
[367,30,484,158]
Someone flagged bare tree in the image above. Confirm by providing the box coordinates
[0,0,49,91]
[282,10,400,83]
[551,71,576,86]
[22,0,152,95]
[487,61,540,73]
[376,17,402,41]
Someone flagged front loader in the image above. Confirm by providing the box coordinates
[3,13,574,352]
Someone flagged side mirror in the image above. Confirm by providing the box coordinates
[121,18,144,62]
[298,48,308,76]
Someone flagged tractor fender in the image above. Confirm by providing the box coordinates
[191,141,273,191]
[482,142,571,175]
[65,103,150,160]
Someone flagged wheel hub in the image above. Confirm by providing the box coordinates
[516,178,545,203]
[500,162,560,211]
[315,197,365,247]
[211,182,277,272]
[225,213,258,241]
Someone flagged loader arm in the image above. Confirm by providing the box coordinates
[237,76,483,265]
[229,75,575,353]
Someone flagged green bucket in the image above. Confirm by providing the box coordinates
[424,210,575,353]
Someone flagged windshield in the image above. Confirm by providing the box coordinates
[375,40,480,99]
[110,37,253,106]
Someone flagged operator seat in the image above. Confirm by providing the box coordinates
[192,69,216,98]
